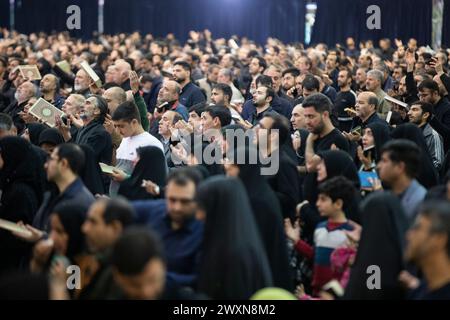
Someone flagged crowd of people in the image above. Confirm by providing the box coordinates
[0,27,450,300]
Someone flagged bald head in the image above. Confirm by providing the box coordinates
[16,81,36,104]
[62,94,85,115]
[356,91,378,120]
[39,73,58,94]
[290,104,306,130]
[103,86,127,114]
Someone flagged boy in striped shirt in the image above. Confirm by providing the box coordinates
[285,176,356,296]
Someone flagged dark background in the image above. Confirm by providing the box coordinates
[0,0,448,47]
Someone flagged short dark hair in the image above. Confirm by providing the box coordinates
[112,100,141,124]
[256,75,273,87]
[101,197,135,227]
[302,75,320,92]
[368,95,379,108]
[213,83,232,103]
[188,102,207,117]
[263,112,290,145]
[318,176,356,210]
[171,112,183,125]
[56,143,85,175]
[302,93,333,114]
[258,85,276,104]
[112,227,164,276]
[380,139,421,178]
[418,79,439,94]
[206,57,220,65]
[282,67,300,78]
[205,105,232,127]
[173,61,191,74]
[0,113,13,131]
[167,167,202,187]
[419,201,450,257]
[411,100,433,122]
[254,56,267,71]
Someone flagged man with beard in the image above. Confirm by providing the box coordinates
[131,169,204,289]
[172,61,205,108]
[246,85,277,126]
[39,74,65,109]
[334,69,357,133]
[4,80,36,134]
[57,95,112,165]
[74,69,92,97]
[303,93,349,161]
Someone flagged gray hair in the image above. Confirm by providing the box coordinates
[367,69,384,84]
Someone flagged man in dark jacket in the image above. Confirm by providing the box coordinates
[57,95,113,165]
[418,79,450,152]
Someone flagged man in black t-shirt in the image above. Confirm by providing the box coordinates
[334,69,356,133]
[302,93,349,172]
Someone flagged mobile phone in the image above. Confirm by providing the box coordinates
[358,170,379,188]
[61,114,69,125]
[351,126,362,135]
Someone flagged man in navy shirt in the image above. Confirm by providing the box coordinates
[132,168,203,288]
[172,61,205,109]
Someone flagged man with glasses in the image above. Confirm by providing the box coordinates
[131,168,204,289]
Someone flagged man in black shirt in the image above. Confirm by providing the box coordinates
[303,93,349,172]
[334,69,356,133]
[405,201,450,300]
[418,79,450,152]
[172,61,206,109]
[247,85,277,126]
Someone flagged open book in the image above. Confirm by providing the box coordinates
[56,60,72,74]
[80,60,102,87]
[18,65,42,80]
[0,218,32,237]
[99,162,119,174]
[28,98,64,128]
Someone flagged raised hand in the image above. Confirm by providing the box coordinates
[284,218,301,243]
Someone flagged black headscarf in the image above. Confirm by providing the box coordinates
[52,201,87,262]
[118,146,168,201]
[344,192,408,300]
[366,122,391,162]
[38,128,65,147]
[196,176,273,299]
[231,146,293,291]
[26,123,47,146]
[391,123,439,188]
[302,150,361,241]
[0,136,46,206]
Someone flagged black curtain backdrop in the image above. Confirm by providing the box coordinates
[103,0,305,44]
[14,0,98,39]
[0,0,9,28]
[443,0,450,47]
[311,0,432,47]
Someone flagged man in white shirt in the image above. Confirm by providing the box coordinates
[109,100,163,195]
